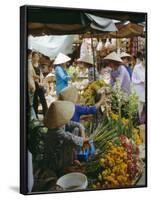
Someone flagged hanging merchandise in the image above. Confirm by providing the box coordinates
[96,39,103,51]
[105,38,111,48]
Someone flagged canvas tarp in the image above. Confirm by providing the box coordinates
[28,10,119,36]
[85,13,118,32]
[28,35,74,59]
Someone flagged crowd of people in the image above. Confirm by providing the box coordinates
[30,49,145,121]
[27,45,145,191]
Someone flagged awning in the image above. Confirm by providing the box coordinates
[85,13,118,32]
[110,22,145,38]
[82,22,145,38]
[27,6,146,36]
[27,6,146,24]
[28,35,74,59]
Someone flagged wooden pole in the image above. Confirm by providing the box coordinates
[91,34,96,81]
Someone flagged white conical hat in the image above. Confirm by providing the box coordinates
[53,53,71,65]
[44,73,55,82]
[120,52,132,58]
[44,101,75,129]
[104,52,123,63]
[58,86,78,103]
[77,54,93,65]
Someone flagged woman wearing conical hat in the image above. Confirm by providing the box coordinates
[54,53,71,96]
[58,86,107,123]
[44,101,89,175]
[120,52,132,78]
[104,52,131,94]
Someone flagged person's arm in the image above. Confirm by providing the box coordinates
[56,128,84,147]
[66,121,86,138]
[56,66,70,81]
[75,93,106,115]
[76,104,97,116]
[95,93,107,109]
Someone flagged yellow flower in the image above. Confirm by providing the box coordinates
[122,118,129,126]
[110,112,119,121]
[132,128,139,134]
[132,128,143,145]
[99,158,105,166]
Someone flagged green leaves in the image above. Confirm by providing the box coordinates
[28,119,48,162]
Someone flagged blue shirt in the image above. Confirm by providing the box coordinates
[55,65,70,96]
[125,65,132,78]
[71,104,97,122]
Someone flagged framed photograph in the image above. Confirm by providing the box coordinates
[20,5,147,195]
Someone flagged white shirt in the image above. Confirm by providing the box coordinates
[132,62,145,102]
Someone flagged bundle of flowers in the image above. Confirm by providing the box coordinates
[81,80,109,105]
[89,136,143,189]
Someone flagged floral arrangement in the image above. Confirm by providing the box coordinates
[81,80,109,105]
[89,135,143,189]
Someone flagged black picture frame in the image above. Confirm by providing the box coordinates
[20,5,147,195]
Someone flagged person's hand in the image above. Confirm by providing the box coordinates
[73,160,82,167]
[83,137,90,149]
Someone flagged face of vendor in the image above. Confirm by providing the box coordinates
[122,57,129,65]
[62,62,68,68]
[108,61,119,70]
[79,62,89,68]
[32,53,40,64]
[78,62,84,68]
[122,57,128,65]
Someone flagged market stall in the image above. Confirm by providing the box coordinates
[27,7,146,192]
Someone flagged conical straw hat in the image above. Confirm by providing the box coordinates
[120,52,132,58]
[58,86,78,103]
[104,51,123,63]
[53,53,71,65]
[44,101,75,128]
[44,73,55,82]
[77,54,93,65]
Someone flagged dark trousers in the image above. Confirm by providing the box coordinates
[33,87,48,118]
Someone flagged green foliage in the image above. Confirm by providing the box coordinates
[28,119,48,162]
